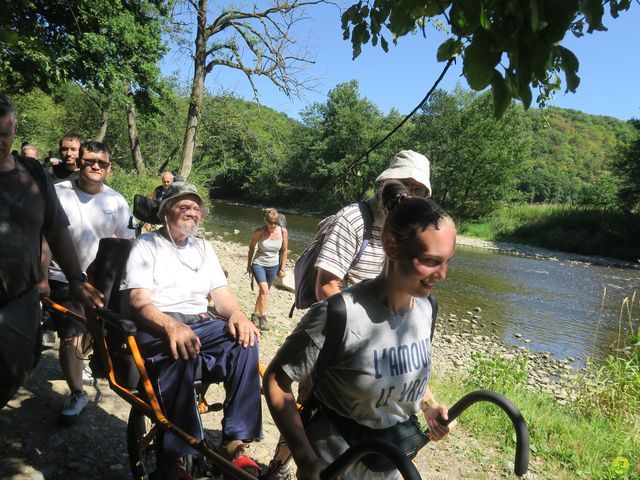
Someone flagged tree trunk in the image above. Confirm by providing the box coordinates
[95,108,109,142]
[179,0,208,180]
[126,82,145,173]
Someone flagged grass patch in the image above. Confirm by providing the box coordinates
[431,351,640,479]
[458,204,640,261]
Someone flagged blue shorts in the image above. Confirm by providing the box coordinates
[251,263,279,287]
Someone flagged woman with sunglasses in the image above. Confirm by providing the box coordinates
[264,180,455,479]
[247,208,288,331]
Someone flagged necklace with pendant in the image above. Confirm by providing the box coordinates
[162,228,206,272]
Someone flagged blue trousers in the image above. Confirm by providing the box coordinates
[136,315,262,462]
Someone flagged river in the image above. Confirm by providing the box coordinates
[204,200,640,365]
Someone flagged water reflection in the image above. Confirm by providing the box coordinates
[204,201,640,363]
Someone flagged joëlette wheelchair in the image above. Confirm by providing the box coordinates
[42,195,532,479]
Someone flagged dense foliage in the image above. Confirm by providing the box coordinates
[9,84,638,217]
[340,0,635,117]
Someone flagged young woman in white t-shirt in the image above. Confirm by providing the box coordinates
[264,180,456,479]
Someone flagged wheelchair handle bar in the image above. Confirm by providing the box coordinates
[320,389,528,479]
[433,389,529,476]
[320,438,421,480]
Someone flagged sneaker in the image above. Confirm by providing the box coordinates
[250,313,261,327]
[82,368,96,386]
[60,391,88,424]
[259,315,270,331]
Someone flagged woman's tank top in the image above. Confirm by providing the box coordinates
[252,227,283,267]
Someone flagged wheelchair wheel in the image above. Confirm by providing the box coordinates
[127,408,159,479]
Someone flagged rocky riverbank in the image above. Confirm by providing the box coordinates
[1,235,587,480]
[457,235,639,269]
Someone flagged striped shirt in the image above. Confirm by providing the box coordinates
[314,198,385,286]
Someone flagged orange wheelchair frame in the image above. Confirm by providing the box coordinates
[42,234,530,480]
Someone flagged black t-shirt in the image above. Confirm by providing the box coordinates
[153,185,169,202]
[48,162,78,184]
[0,155,69,301]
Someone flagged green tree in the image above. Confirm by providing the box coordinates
[615,119,640,212]
[0,0,170,171]
[340,0,634,117]
[172,0,323,180]
[412,88,531,216]
[285,80,390,211]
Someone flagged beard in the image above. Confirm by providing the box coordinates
[179,222,199,237]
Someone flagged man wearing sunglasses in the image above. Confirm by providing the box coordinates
[45,140,133,424]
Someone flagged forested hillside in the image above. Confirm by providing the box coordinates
[520,108,637,207]
[9,84,639,217]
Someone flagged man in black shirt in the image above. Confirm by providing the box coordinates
[47,133,81,183]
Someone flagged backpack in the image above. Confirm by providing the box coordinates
[303,292,439,470]
[289,201,373,317]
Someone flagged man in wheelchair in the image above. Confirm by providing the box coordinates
[120,182,262,479]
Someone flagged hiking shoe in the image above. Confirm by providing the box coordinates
[82,368,96,386]
[250,313,261,327]
[60,391,88,424]
[259,315,270,331]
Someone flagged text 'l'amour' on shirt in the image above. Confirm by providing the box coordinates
[274,280,434,429]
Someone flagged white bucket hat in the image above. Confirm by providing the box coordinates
[375,150,432,197]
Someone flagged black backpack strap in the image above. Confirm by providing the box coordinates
[16,155,48,196]
[308,294,347,397]
[350,201,374,269]
[428,294,438,341]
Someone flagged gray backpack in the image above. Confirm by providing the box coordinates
[289,202,373,317]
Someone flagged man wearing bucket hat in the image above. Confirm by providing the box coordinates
[267,150,431,479]
[314,149,431,300]
[121,182,262,479]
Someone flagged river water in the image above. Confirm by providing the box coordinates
[204,201,640,365]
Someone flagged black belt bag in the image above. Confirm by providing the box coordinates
[323,406,429,472]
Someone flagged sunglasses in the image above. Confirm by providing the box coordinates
[81,158,110,170]
[267,221,279,226]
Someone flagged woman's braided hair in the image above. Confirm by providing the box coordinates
[381,180,451,245]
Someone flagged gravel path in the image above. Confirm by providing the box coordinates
[1,236,582,480]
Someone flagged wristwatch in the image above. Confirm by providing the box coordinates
[68,271,88,283]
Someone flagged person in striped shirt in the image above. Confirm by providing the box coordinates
[314,150,433,301]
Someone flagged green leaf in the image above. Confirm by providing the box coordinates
[491,70,512,118]
[557,45,581,92]
[580,0,607,33]
[380,35,389,52]
[530,0,548,32]
[480,5,490,29]
[423,0,453,17]
[463,33,500,90]
[436,37,463,62]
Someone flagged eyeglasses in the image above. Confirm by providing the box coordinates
[81,158,110,170]
[400,181,428,197]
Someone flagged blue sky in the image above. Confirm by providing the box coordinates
[161,4,639,121]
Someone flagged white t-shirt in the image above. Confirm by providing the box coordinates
[49,180,133,283]
[274,281,433,479]
[314,199,385,286]
[120,232,227,314]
